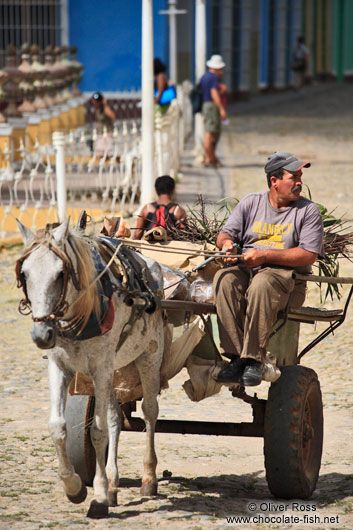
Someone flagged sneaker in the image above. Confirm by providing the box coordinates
[216,356,245,383]
[240,359,264,387]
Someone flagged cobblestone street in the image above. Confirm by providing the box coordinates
[1,82,353,529]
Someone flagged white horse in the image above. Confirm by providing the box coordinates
[16,218,164,518]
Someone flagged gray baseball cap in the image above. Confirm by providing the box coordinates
[265,152,311,174]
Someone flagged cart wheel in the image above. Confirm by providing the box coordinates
[264,365,323,499]
[65,395,96,487]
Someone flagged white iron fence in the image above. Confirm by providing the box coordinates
[0,81,193,237]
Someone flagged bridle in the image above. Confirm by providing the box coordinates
[15,237,81,323]
[16,233,162,347]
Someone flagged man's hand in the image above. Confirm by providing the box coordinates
[242,247,318,268]
[220,108,227,121]
[221,239,239,264]
[241,249,266,268]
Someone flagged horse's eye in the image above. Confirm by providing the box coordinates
[58,271,64,280]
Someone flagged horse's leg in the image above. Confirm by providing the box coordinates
[86,372,111,519]
[48,360,87,504]
[105,392,121,507]
[134,348,161,496]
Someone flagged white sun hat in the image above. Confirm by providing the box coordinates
[206,54,226,69]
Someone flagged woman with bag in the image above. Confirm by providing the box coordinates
[153,58,176,114]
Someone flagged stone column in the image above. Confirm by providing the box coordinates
[18,43,41,150]
[30,44,49,109]
[53,47,70,131]
[61,45,77,129]
[3,45,27,160]
[18,44,36,114]
[43,46,61,137]
[30,45,52,145]
[69,46,85,127]
[0,70,8,124]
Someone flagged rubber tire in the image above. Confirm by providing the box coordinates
[65,395,96,487]
[264,365,323,499]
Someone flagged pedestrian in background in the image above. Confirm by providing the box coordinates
[153,58,176,115]
[291,36,310,90]
[90,92,116,131]
[199,54,227,168]
[89,92,117,155]
[134,175,186,240]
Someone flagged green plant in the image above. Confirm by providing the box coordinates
[305,186,353,300]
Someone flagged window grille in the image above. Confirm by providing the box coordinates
[0,0,63,67]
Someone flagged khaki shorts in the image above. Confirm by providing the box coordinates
[202,101,221,141]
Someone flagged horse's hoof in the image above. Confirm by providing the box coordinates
[66,483,88,504]
[140,482,158,496]
[108,490,118,507]
[87,500,109,519]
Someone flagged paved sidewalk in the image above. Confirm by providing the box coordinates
[175,81,341,212]
[176,141,228,206]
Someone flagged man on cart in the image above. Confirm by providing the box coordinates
[214,152,324,386]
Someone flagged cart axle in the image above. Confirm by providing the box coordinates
[122,417,264,437]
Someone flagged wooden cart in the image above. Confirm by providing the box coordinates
[64,273,353,500]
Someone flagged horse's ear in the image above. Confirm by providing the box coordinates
[52,217,71,246]
[16,219,35,245]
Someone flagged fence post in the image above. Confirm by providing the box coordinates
[52,131,67,222]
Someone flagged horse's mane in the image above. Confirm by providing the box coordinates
[18,228,101,332]
[66,230,101,331]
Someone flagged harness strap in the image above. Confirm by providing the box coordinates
[99,237,161,313]
[115,305,139,352]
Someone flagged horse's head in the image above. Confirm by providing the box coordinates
[16,218,100,349]
[16,219,71,349]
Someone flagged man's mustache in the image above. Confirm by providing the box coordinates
[292,185,302,192]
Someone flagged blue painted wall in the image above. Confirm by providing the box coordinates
[69,0,168,92]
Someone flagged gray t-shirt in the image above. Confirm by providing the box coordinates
[221,191,324,273]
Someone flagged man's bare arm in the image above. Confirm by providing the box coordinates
[241,247,318,269]
[210,87,227,121]
[154,73,167,103]
[133,205,148,240]
[216,232,318,268]
[174,205,186,227]
[216,232,239,262]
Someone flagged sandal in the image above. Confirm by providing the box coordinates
[205,161,223,168]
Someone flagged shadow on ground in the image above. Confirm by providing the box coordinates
[113,471,352,520]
